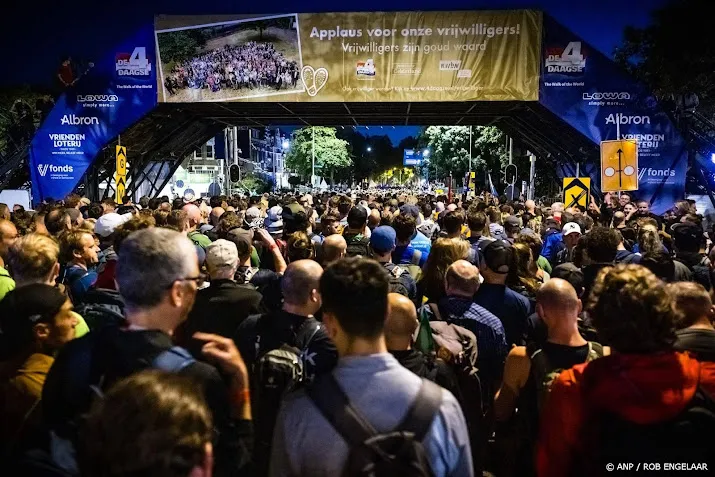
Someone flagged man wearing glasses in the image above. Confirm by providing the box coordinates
[43,228,253,476]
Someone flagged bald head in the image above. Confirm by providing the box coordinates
[537,278,580,316]
[0,219,18,259]
[210,207,225,227]
[444,259,480,297]
[525,200,535,212]
[182,203,201,222]
[282,259,323,306]
[385,293,418,350]
[322,234,347,264]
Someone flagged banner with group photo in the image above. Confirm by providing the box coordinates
[155,10,541,103]
[539,16,687,214]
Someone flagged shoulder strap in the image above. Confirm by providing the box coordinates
[307,374,377,447]
[296,319,321,351]
[428,303,442,322]
[529,347,552,378]
[153,346,196,372]
[397,378,442,441]
[586,341,604,360]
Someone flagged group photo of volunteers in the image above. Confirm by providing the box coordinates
[0,186,713,477]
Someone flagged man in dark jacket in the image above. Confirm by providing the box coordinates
[176,239,263,357]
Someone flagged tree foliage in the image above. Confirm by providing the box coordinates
[614,0,715,113]
[157,30,205,64]
[417,126,507,185]
[284,127,352,181]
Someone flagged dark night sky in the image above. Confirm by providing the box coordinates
[0,0,665,143]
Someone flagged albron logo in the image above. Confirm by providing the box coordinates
[638,168,676,181]
[37,164,74,177]
[61,114,99,126]
[605,114,650,125]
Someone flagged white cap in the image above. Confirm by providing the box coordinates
[562,222,582,236]
[206,239,239,270]
[94,212,132,238]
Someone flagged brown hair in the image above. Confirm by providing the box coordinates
[419,238,469,303]
[78,370,212,477]
[286,231,314,262]
[114,216,156,254]
[666,281,713,329]
[508,242,542,295]
[59,229,93,264]
[588,264,677,353]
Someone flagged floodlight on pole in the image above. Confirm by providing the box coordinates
[423,149,430,157]
[282,140,290,150]
[367,147,372,152]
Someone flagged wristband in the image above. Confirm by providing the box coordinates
[231,388,251,405]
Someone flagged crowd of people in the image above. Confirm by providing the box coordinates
[165,42,300,96]
[0,188,714,476]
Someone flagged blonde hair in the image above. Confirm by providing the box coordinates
[8,233,60,283]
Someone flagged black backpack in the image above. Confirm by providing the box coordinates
[595,384,715,469]
[72,288,126,331]
[307,375,442,477]
[251,317,321,474]
[345,234,371,258]
[387,265,411,298]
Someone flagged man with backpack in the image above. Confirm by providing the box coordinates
[270,257,473,477]
[369,226,419,306]
[537,265,715,477]
[42,228,253,477]
[494,278,606,477]
[342,206,371,258]
[236,259,337,476]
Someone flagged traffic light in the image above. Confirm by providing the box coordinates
[229,164,240,183]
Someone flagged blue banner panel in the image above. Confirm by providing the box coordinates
[403,149,423,166]
[30,24,157,204]
[540,16,686,214]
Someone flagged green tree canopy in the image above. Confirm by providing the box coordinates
[418,126,506,185]
[284,126,352,182]
[157,30,204,64]
[614,0,715,114]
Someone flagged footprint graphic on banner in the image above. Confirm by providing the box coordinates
[301,65,329,97]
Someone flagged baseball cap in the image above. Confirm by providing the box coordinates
[94,212,132,238]
[244,206,263,229]
[483,240,513,274]
[370,226,396,254]
[551,263,585,296]
[671,222,703,250]
[282,202,305,223]
[206,239,239,270]
[562,222,582,236]
[227,228,253,258]
[183,189,196,203]
[399,204,422,225]
[435,202,445,213]
[265,205,284,236]
[0,284,68,342]
[504,216,521,230]
[347,206,368,227]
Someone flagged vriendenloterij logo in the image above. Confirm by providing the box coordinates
[61,114,99,126]
[37,164,74,177]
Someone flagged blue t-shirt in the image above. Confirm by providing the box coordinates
[63,265,98,304]
[393,244,427,267]
[410,230,432,257]
[474,283,531,347]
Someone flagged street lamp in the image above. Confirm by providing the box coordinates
[423,149,430,157]
[282,139,290,150]
[367,146,372,152]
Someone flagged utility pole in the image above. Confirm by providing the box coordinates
[311,126,315,187]
[468,126,472,176]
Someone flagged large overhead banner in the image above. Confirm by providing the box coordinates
[155,10,541,103]
[539,17,686,214]
[30,25,157,204]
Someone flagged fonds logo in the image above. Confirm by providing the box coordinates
[638,168,676,181]
[61,114,99,126]
[37,164,74,177]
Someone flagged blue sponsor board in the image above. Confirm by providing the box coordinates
[540,16,686,214]
[30,24,157,204]
[403,149,423,166]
